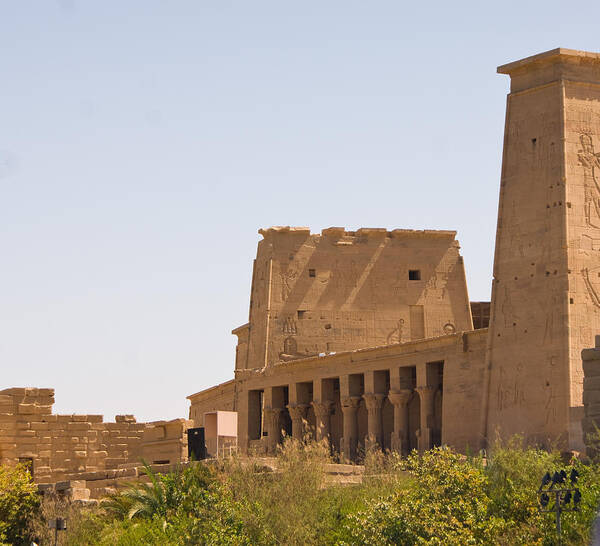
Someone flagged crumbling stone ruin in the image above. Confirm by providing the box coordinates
[0,387,191,499]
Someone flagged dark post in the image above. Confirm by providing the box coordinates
[538,469,581,544]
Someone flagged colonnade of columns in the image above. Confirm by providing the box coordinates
[259,363,442,460]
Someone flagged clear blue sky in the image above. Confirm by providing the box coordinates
[1,1,598,421]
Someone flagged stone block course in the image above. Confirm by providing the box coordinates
[0,387,178,485]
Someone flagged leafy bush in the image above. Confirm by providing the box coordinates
[100,461,250,545]
[20,439,600,545]
[342,442,600,545]
[0,463,39,545]
[102,461,215,520]
[342,447,505,545]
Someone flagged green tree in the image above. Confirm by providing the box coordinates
[0,463,40,545]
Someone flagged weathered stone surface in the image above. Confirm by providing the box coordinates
[6,46,600,491]
[0,387,188,487]
[189,47,600,460]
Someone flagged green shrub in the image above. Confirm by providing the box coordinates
[102,461,216,520]
[341,447,505,545]
[220,437,332,545]
[23,439,600,545]
[0,463,39,545]
[99,461,250,545]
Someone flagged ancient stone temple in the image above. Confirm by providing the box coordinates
[4,48,600,484]
[189,48,600,458]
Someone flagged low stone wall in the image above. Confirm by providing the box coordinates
[0,388,189,485]
[37,460,368,502]
[38,462,180,501]
[142,419,192,464]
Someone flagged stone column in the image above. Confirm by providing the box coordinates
[363,393,385,450]
[415,386,435,452]
[387,389,412,454]
[264,407,283,454]
[311,401,333,442]
[340,397,361,461]
[287,404,308,441]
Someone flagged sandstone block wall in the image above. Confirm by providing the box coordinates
[0,388,187,484]
[142,419,193,464]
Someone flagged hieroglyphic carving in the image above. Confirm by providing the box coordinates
[281,337,298,357]
[581,268,600,308]
[544,355,558,426]
[443,323,456,334]
[386,319,405,344]
[501,285,517,328]
[507,200,525,258]
[578,134,600,229]
[280,267,298,302]
[495,364,526,412]
[542,293,560,343]
[282,316,297,335]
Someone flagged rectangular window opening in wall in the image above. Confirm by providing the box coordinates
[297,310,306,319]
[409,269,421,280]
[309,269,316,278]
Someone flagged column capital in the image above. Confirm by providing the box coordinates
[415,385,435,400]
[363,393,385,411]
[341,396,361,411]
[311,400,333,418]
[287,404,308,421]
[388,389,413,407]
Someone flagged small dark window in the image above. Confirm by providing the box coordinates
[153,460,170,465]
[408,270,421,281]
[309,269,316,278]
[297,310,306,319]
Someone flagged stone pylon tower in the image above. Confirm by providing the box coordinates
[482,49,600,450]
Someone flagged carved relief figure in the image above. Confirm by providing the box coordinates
[496,365,525,412]
[283,337,297,355]
[282,316,297,335]
[280,267,298,302]
[279,336,301,361]
[581,267,600,308]
[578,134,600,229]
[386,319,405,344]
[542,293,561,342]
